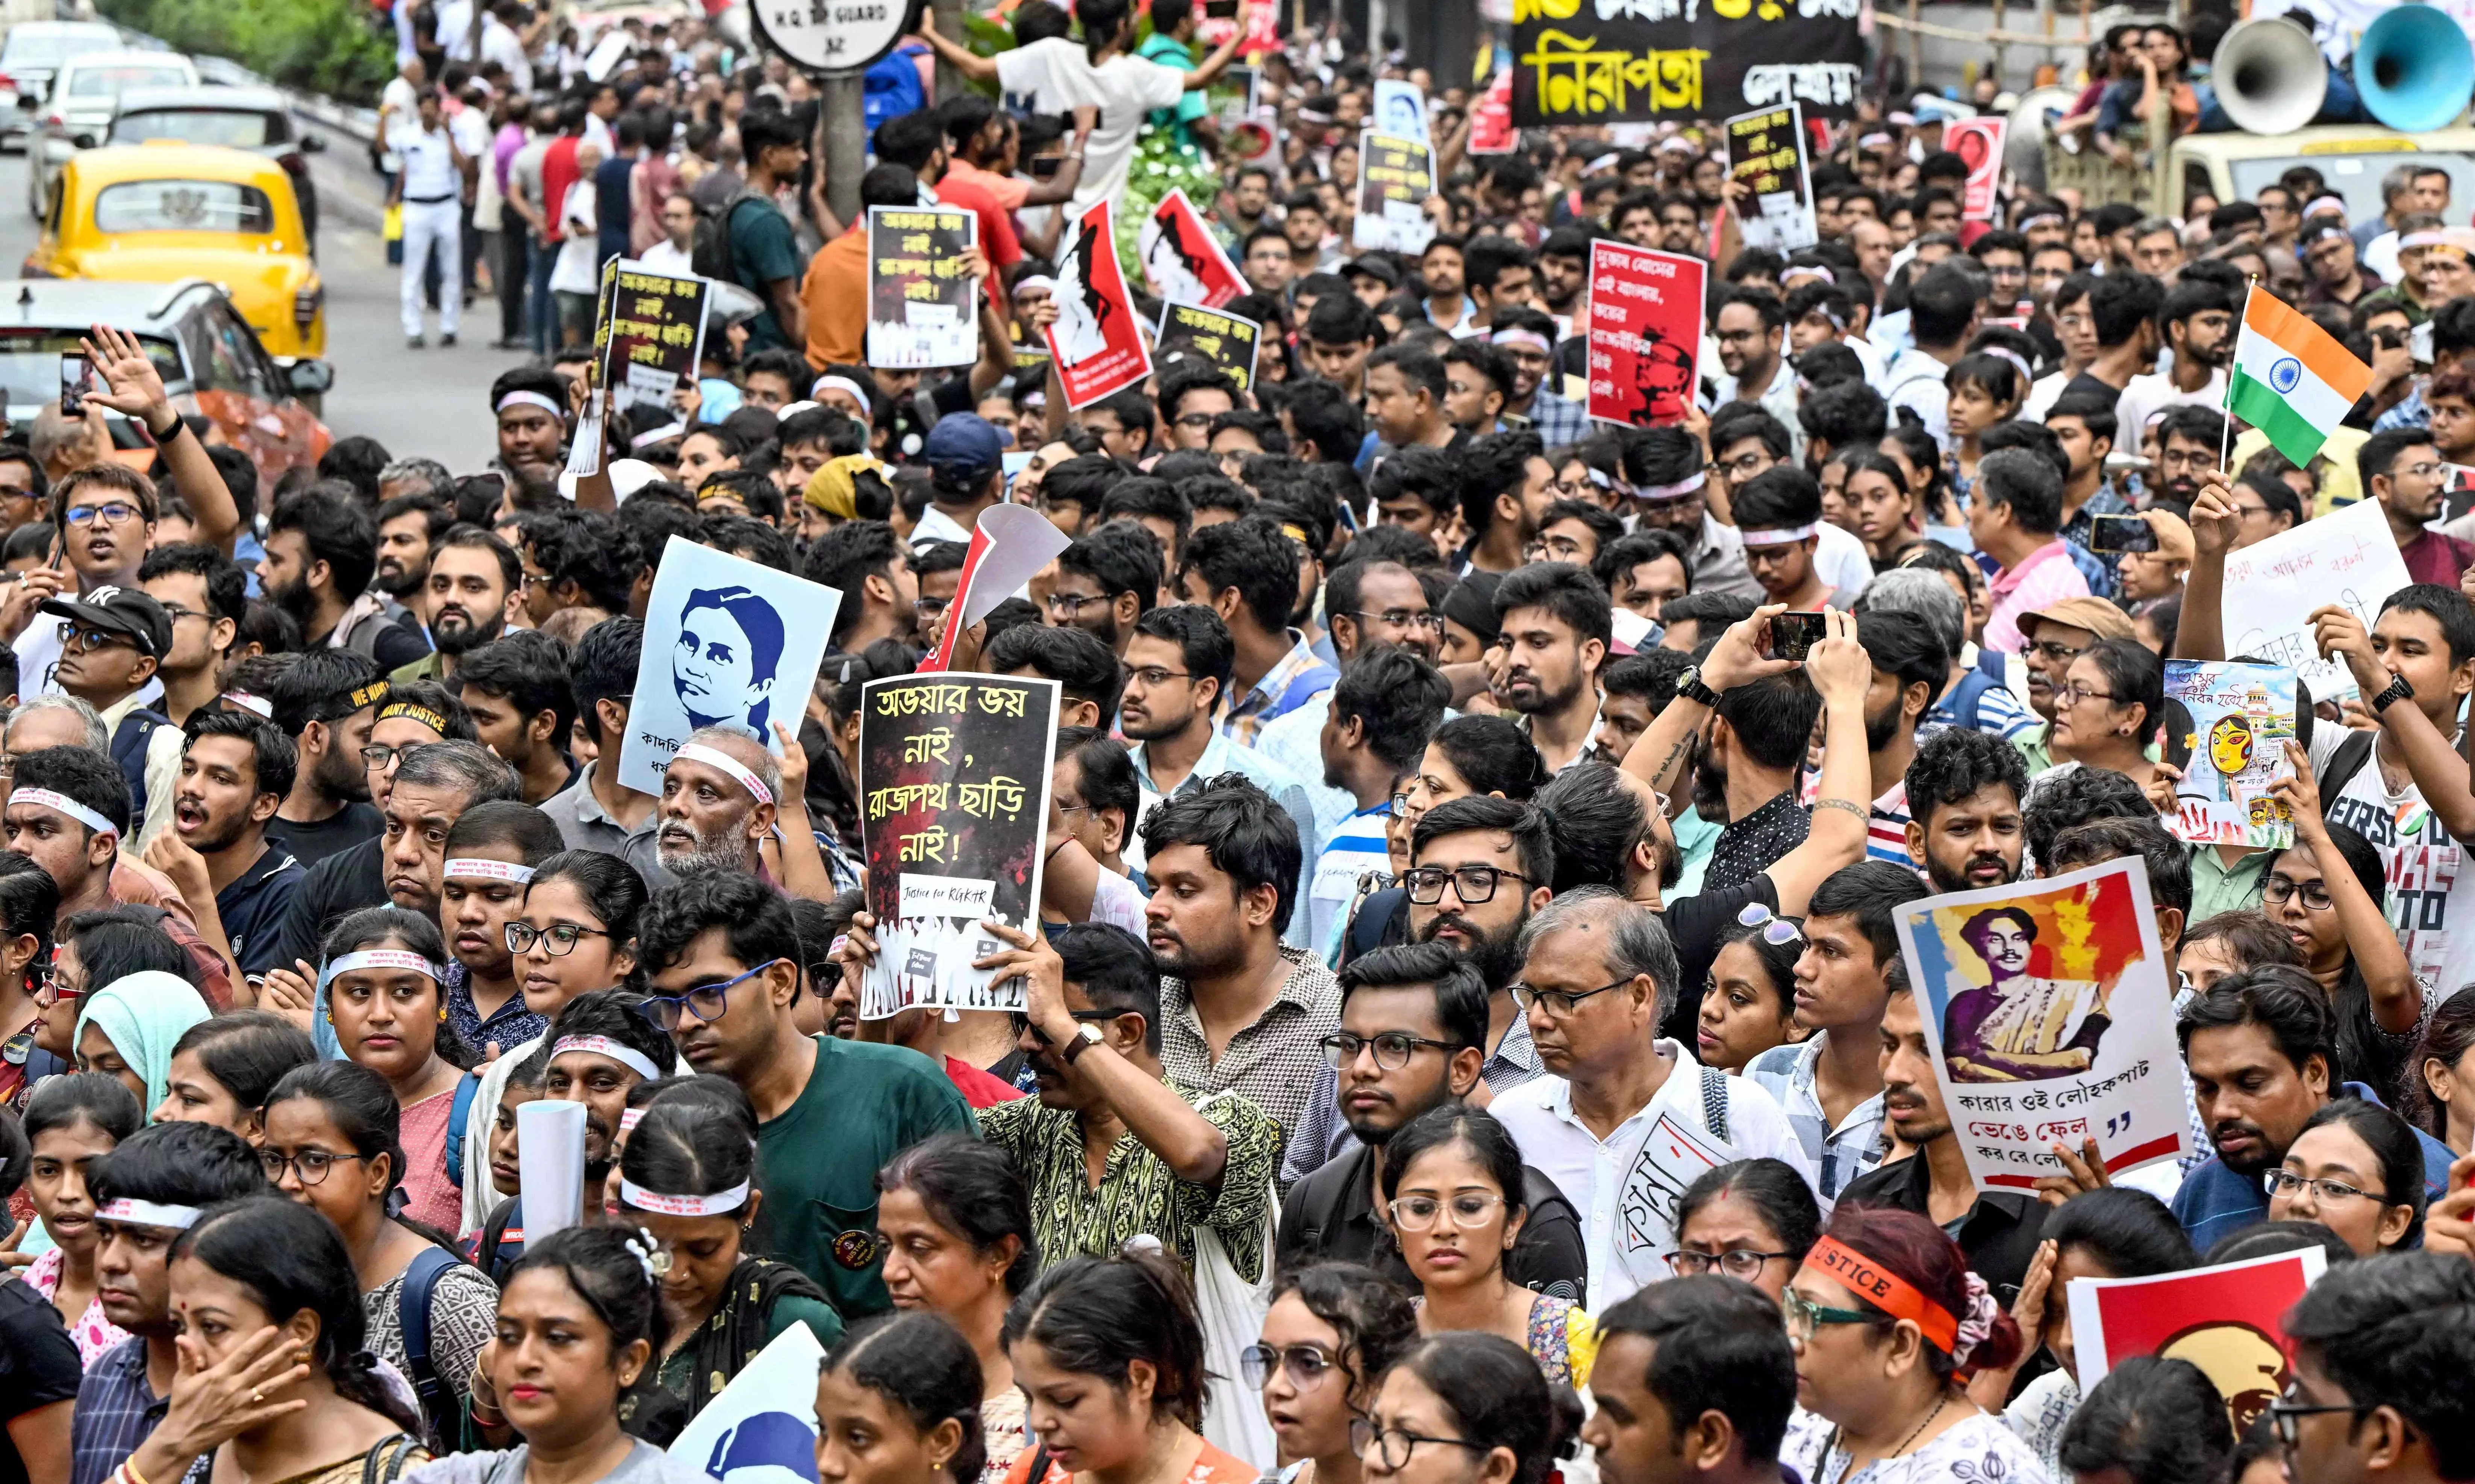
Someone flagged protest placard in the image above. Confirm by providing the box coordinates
[1354,131,1438,253]
[1946,117,2006,220]
[866,205,979,371]
[1374,77,1430,140]
[919,504,1073,673]
[1510,0,1865,127]
[1046,200,1153,410]
[1156,301,1264,391]
[516,1100,587,1239]
[1610,1109,1738,1293]
[2220,495,2413,701]
[1586,241,1704,428]
[1724,103,1816,254]
[592,257,711,412]
[1139,189,1248,310]
[2067,1248,2328,1434]
[1893,857,2190,1193]
[618,537,842,796]
[1469,70,1518,154]
[858,674,1061,1016]
[671,1323,826,1482]
[1209,61,1258,120]
[2163,660,2298,848]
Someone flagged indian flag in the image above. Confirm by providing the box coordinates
[2226,286,2374,469]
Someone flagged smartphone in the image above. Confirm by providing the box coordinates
[1028,154,1062,180]
[1764,611,1829,662]
[58,353,88,418]
[2087,513,2158,554]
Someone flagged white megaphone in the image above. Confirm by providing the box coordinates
[2213,17,2328,136]
[2355,2,2475,134]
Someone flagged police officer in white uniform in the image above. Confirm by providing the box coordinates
[391,91,470,349]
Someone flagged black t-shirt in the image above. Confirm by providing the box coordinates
[265,801,384,868]
[2056,371,2125,408]
[216,844,306,979]
[270,835,389,970]
[0,1278,80,1484]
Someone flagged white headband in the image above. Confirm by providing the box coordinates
[2400,230,2449,250]
[96,1197,201,1229]
[1634,472,1707,501]
[630,421,688,450]
[1492,327,1553,354]
[1780,264,1834,288]
[445,858,536,884]
[810,375,873,416]
[496,390,565,418]
[8,788,115,838]
[619,1106,646,1134]
[671,743,774,806]
[2305,195,2347,218]
[1985,347,2034,382]
[221,690,273,719]
[1012,275,1057,297]
[327,949,445,981]
[2018,212,2065,232]
[618,1177,750,1217]
[550,1034,665,1081]
[1739,522,1819,546]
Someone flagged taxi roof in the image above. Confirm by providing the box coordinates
[60,141,295,186]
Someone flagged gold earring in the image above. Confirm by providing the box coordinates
[437,1007,448,1023]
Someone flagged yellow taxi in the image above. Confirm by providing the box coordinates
[22,141,324,357]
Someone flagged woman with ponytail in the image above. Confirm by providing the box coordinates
[817,1312,989,1484]
[1778,1204,2044,1484]
[414,1225,711,1484]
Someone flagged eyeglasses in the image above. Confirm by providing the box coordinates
[1241,1342,1344,1390]
[361,744,412,771]
[2263,876,2335,911]
[1321,1030,1464,1071]
[1047,593,1110,616]
[2030,639,2090,664]
[1400,863,1529,905]
[1782,1287,1877,1342]
[1173,411,1218,430]
[56,622,137,654]
[1387,1190,1506,1231]
[2263,1169,2375,1204]
[1674,1248,1796,1279]
[1737,901,1804,948]
[1510,974,1636,1017]
[2055,682,2122,707]
[913,595,951,620]
[2158,447,2215,471]
[157,603,208,624]
[64,502,141,527]
[636,959,782,1031]
[2267,1384,2374,1449]
[1006,1007,1123,1040]
[257,1148,370,1186]
[1352,1420,1485,1471]
[1709,451,1771,478]
[1353,608,1444,632]
[507,921,615,956]
[1124,666,1192,688]
[2394,461,2446,482]
[1523,535,1590,563]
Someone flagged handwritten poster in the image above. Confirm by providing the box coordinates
[593,257,711,411]
[1611,1108,1737,1300]
[1894,857,2191,1193]
[1586,241,1705,428]
[2163,661,2298,848]
[2219,496,2414,701]
[2067,1248,2328,1434]
[858,673,1061,1016]
[1354,131,1437,253]
[1139,189,1248,310]
[866,205,979,370]
[1156,302,1264,392]
[1046,200,1152,410]
[1724,103,1816,253]
[1510,0,1865,127]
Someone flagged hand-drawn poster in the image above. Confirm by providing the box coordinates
[1510,0,1865,127]
[1353,131,1437,253]
[866,205,979,370]
[858,673,1061,1015]
[1724,103,1816,253]
[1587,241,1704,428]
[618,536,842,796]
[2219,496,2413,702]
[1610,1109,1737,1301]
[2163,660,2298,848]
[1946,117,2006,221]
[2067,1248,2329,1434]
[1139,189,1248,310]
[1374,77,1430,141]
[1894,857,2190,1193]
[1156,302,1264,392]
[1046,200,1153,410]
[593,257,712,412]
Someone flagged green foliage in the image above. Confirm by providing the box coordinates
[1118,123,1219,265]
[95,0,397,104]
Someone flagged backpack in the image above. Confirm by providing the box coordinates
[1698,1064,1731,1143]
[1943,667,2002,733]
[442,1072,481,1190]
[2318,729,2380,809]
[690,189,770,287]
[398,1246,462,1447]
[109,708,169,831]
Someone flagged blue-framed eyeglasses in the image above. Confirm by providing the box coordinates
[636,959,783,1031]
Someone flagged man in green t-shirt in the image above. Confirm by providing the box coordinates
[1137,0,1218,153]
[638,872,976,1319]
[725,110,810,354]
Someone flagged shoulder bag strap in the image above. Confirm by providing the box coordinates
[1699,1065,1730,1145]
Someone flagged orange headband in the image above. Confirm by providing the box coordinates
[1806,1237,1960,1353]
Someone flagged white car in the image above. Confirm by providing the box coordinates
[0,20,120,151]
[28,47,196,217]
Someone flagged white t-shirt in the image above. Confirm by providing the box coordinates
[1814,519,1875,595]
[637,239,692,274]
[2322,748,2475,1001]
[378,76,421,170]
[2113,368,2227,451]
[993,38,1185,220]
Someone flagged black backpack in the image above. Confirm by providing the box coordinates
[690,189,771,286]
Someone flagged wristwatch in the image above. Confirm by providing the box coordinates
[1675,665,1722,709]
[1059,1022,1105,1065]
[2370,671,2416,715]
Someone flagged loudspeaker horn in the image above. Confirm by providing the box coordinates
[2213,17,2328,136]
[2356,3,2475,134]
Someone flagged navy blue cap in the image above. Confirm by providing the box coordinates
[923,413,1006,487]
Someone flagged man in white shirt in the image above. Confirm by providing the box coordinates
[376,55,425,180]
[1489,887,1811,1309]
[638,190,695,274]
[2113,279,2233,451]
[391,91,469,349]
[477,3,534,94]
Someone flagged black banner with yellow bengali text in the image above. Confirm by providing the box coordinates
[1510,0,1865,128]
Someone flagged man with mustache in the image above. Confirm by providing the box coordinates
[373,495,450,607]
[1493,560,1610,777]
[654,728,777,880]
[2113,283,2234,470]
[392,527,521,686]
[257,491,431,671]
[1404,796,1554,1089]
[2145,405,2229,520]
[1846,612,1946,863]
[1903,729,2028,895]
[542,618,661,881]
[263,651,391,868]
[1275,940,1587,1299]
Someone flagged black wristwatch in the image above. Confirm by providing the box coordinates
[1675,665,1722,709]
[2370,671,2416,715]
[146,411,184,443]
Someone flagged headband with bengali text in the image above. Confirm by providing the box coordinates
[550,1034,665,1081]
[671,743,774,806]
[618,1177,750,1218]
[327,949,445,982]
[8,789,114,837]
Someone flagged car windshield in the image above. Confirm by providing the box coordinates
[2227,152,2475,226]
[111,109,284,147]
[0,32,117,67]
[94,180,274,234]
[0,330,180,406]
[67,65,191,98]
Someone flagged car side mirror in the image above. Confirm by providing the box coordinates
[299,133,326,153]
[286,359,334,395]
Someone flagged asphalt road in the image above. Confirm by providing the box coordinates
[0,120,532,472]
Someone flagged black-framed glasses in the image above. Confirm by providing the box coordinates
[362,744,411,771]
[1353,608,1444,632]
[64,501,140,527]
[1400,863,1529,905]
[1673,1248,1796,1278]
[2267,1384,2374,1449]
[1351,1419,1485,1471]
[506,921,615,956]
[636,959,782,1031]
[1782,1287,1877,1342]
[1047,592,1109,616]
[1510,974,1635,1017]
[257,1148,370,1186]
[1320,1030,1463,1071]
[2263,876,2335,911]
[1241,1342,1344,1390]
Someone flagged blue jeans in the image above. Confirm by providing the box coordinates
[527,235,560,355]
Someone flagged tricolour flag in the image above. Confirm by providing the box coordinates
[2225,286,2373,469]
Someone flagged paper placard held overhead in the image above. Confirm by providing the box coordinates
[2219,496,2413,701]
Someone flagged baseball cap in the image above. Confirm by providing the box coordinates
[2020,596,2134,645]
[922,414,1006,490]
[41,584,172,660]
[1342,255,1400,289]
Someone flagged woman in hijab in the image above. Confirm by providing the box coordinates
[72,969,211,1117]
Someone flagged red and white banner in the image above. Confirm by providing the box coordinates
[919,504,1072,673]
[1468,70,1516,155]
[1948,117,2006,221]
[1045,200,1153,411]
[2066,1248,2328,1434]
[1586,241,1704,429]
[1139,188,1247,309]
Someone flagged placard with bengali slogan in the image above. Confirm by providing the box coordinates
[1353,131,1438,253]
[2162,660,2298,849]
[858,673,1062,1016]
[866,205,980,371]
[2219,495,2413,701]
[1510,0,1865,129]
[1893,857,2190,1194]
[592,257,712,412]
[1157,302,1264,392]
[1724,102,1815,254]
[1587,241,1704,428]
